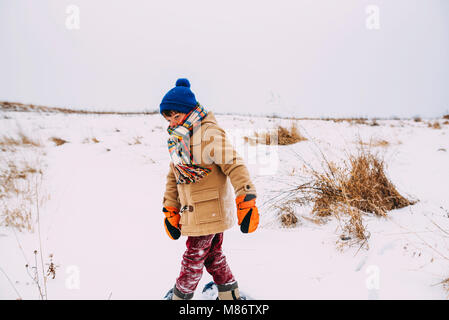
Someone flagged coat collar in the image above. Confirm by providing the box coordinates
[200,111,217,125]
[190,111,217,145]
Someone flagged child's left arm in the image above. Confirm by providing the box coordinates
[204,125,259,233]
[204,126,256,197]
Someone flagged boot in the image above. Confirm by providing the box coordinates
[172,285,194,300]
[217,282,242,300]
[164,285,194,300]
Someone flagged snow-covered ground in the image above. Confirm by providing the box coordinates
[1,110,449,300]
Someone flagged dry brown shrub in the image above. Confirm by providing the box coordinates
[278,124,307,145]
[339,152,412,215]
[244,123,307,146]
[268,145,415,246]
[49,137,68,146]
[280,212,298,227]
[272,200,301,228]
[83,137,100,144]
[0,161,43,232]
[308,149,413,244]
[278,204,299,227]
[19,133,41,147]
[0,132,41,148]
[443,114,449,120]
[1,100,157,115]
[312,149,413,241]
[353,118,368,125]
[360,139,390,148]
[443,121,449,125]
[325,118,370,125]
[414,117,422,122]
[428,122,441,129]
[310,150,412,215]
[1,206,34,233]
[374,140,390,147]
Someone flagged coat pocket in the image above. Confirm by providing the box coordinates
[191,189,222,224]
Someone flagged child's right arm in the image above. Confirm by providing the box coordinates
[162,162,182,240]
[162,162,181,209]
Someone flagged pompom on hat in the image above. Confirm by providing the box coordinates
[160,78,198,114]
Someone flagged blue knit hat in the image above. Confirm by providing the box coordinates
[160,78,198,114]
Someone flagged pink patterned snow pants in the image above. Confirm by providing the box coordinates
[175,232,236,296]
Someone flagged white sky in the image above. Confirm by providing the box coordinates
[1,0,448,117]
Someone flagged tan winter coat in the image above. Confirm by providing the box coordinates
[162,112,257,236]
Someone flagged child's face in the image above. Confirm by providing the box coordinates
[163,112,186,128]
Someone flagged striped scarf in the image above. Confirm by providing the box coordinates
[167,103,211,184]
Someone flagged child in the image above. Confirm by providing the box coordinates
[160,78,259,300]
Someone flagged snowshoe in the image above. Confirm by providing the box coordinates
[202,281,219,300]
[201,281,252,300]
[163,287,174,300]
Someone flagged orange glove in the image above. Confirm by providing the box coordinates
[235,194,259,233]
[163,206,181,240]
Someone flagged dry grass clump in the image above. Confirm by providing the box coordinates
[1,206,34,233]
[244,123,307,146]
[268,145,415,247]
[270,200,302,228]
[0,161,43,232]
[0,132,41,148]
[428,122,441,129]
[1,101,158,115]
[353,118,368,125]
[280,212,298,227]
[310,150,414,244]
[49,137,68,146]
[278,124,307,145]
[83,137,100,144]
[413,116,422,122]
[310,150,413,217]
[276,204,299,227]
[374,140,390,147]
[343,153,411,214]
[128,136,143,145]
[360,139,390,148]
[328,118,369,125]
